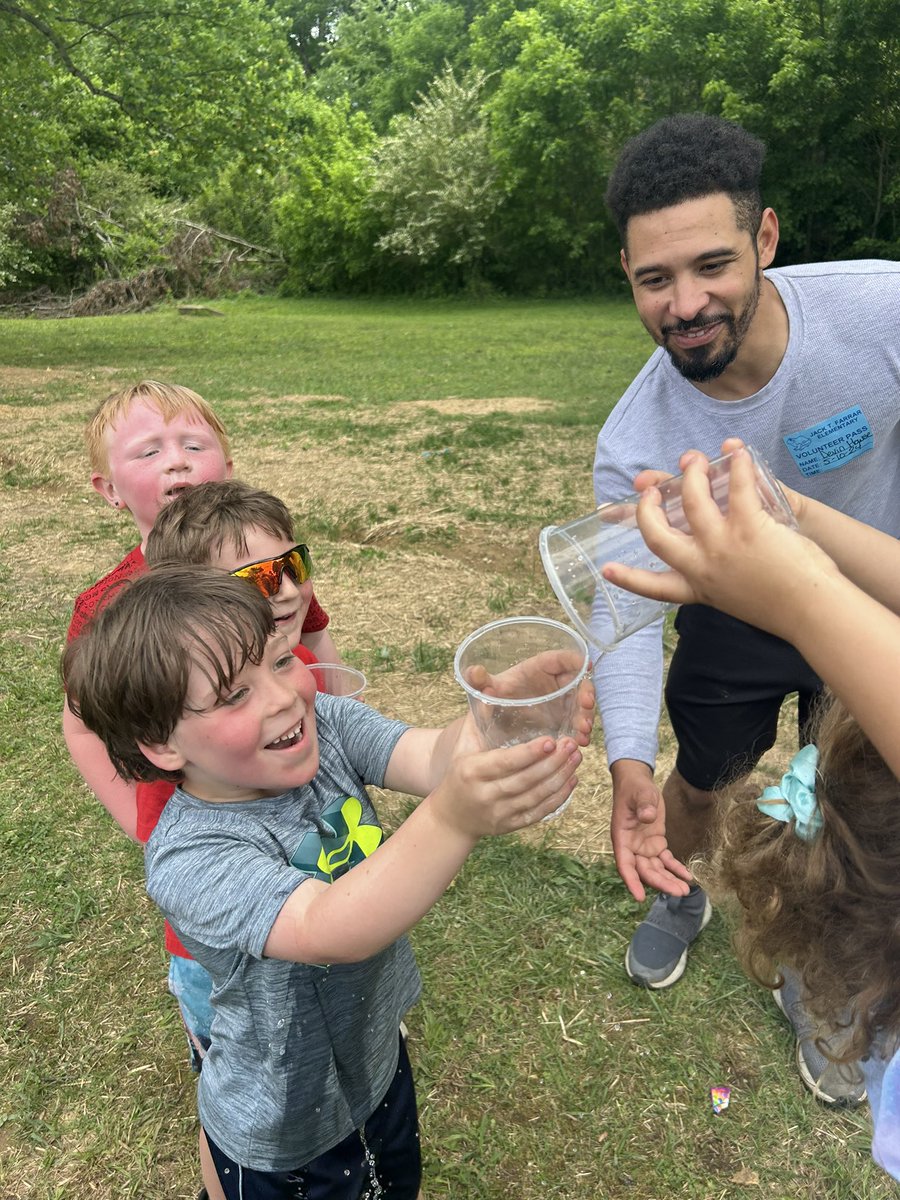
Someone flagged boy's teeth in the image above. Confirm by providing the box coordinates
[269,722,302,748]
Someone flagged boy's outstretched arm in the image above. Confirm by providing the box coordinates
[62,702,140,840]
[602,445,900,778]
[262,727,581,965]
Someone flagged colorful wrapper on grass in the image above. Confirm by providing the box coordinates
[710,1086,731,1115]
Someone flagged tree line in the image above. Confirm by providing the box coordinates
[1,0,897,301]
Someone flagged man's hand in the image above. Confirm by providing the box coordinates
[609,759,692,902]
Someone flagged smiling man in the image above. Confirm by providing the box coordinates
[592,113,900,1105]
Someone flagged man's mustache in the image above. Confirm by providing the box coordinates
[661,312,732,337]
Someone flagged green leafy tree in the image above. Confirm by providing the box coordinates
[273,91,379,291]
[0,0,298,198]
[369,67,500,287]
[754,0,900,259]
[314,0,474,131]
[470,0,623,290]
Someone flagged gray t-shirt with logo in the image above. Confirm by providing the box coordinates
[144,694,420,1172]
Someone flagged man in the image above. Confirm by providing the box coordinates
[594,112,900,1105]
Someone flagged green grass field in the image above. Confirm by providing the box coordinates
[0,297,892,1199]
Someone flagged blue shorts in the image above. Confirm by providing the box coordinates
[168,954,215,1071]
[206,1033,422,1199]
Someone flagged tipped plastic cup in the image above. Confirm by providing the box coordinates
[540,446,796,651]
[308,663,367,699]
[454,616,590,820]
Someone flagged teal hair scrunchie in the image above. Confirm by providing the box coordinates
[756,744,822,842]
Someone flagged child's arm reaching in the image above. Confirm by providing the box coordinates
[602,444,900,777]
[262,725,581,965]
[631,436,900,614]
[62,701,139,840]
[779,483,900,614]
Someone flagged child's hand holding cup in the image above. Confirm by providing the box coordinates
[454,616,592,819]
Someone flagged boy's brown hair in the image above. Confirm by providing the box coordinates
[85,381,230,475]
[145,480,295,567]
[63,565,274,784]
[707,696,900,1060]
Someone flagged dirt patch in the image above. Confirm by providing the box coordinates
[0,366,74,388]
[399,396,552,415]
[0,364,122,392]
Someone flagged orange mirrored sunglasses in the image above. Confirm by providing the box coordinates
[229,543,312,598]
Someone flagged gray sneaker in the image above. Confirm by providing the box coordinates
[774,965,867,1107]
[625,886,713,988]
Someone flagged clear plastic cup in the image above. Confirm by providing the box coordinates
[308,663,367,698]
[539,446,796,650]
[454,616,590,820]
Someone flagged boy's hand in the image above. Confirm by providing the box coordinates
[463,651,596,747]
[431,723,582,838]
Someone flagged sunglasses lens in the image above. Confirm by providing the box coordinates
[231,545,310,598]
[232,561,280,598]
[285,545,311,584]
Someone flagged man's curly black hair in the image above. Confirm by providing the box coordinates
[605,113,766,245]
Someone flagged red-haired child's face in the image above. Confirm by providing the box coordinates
[92,399,232,540]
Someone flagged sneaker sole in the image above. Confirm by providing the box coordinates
[624,897,713,990]
[774,989,867,1108]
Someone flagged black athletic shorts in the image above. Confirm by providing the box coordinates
[664,604,823,792]
[206,1032,421,1200]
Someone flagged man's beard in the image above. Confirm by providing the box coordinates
[662,274,761,382]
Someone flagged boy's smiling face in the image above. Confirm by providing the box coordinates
[92,399,232,540]
[143,633,319,802]
[207,526,313,649]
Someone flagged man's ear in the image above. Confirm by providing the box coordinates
[91,472,123,510]
[620,247,630,280]
[138,740,186,774]
[756,207,779,270]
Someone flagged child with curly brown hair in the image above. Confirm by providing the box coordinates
[602,438,900,1178]
[709,699,900,1176]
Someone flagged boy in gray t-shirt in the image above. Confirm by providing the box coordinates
[63,565,590,1199]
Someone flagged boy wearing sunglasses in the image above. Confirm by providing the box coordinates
[136,481,331,1083]
[63,565,588,1199]
[145,480,322,667]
